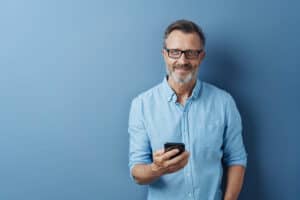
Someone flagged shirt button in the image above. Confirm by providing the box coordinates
[188,192,192,197]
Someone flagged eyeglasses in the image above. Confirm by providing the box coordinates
[164,48,204,59]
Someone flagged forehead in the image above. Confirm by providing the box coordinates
[165,30,202,49]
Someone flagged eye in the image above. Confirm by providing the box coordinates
[186,50,198,56]
[169,49,181,55]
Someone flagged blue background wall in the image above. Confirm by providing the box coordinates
[0,0,299,199]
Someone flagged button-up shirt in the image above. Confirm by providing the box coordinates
[128,76,247,200]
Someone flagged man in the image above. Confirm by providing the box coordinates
[128,19,247,200]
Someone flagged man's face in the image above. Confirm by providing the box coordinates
[163,30,205,85]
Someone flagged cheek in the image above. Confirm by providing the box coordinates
[192,60,202,67]
[166,60,176,68]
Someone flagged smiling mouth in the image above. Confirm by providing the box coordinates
[174,67,191,72]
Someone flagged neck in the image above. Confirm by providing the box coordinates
[167,76,197,100]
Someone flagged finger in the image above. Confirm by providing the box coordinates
[154,156,164,166]
[166,163,182,173]
[161,149,180,161]
[167,157,189,173]
[153,149,167,166]
[153,151,164,163]
[178,156,189,168]
[153,149,164,157]
[165,151,189,166]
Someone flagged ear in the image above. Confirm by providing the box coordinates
[162,48,168,60]
[162,48,168,56]
[199,51,206,62]
[197,51,206,65]
[200,51,206,60]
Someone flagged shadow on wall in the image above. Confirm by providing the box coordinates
[199,43,265,200]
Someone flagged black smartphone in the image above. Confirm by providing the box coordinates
[164,142,185,159]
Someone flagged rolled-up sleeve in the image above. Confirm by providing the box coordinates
[128,97,152,180]
[222,94,248,168]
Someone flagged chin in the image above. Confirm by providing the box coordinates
[171,73,193,85]
[166,66,197,85]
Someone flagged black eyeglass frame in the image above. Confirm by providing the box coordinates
[164,48,204,59]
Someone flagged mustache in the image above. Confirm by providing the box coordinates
[173,63,192,70]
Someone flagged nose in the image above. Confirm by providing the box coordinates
[177,52,189,64]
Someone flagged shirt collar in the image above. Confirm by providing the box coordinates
[161,75,202,102]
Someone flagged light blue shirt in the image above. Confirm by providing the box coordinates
[128,76,247,200]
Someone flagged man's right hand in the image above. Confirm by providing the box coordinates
[151,148,190,176]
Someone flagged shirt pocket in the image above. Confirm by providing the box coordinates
[196,120,224,150]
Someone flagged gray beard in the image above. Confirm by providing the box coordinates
[166,66,198,85]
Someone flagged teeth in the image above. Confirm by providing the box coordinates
[176,68,189,70]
